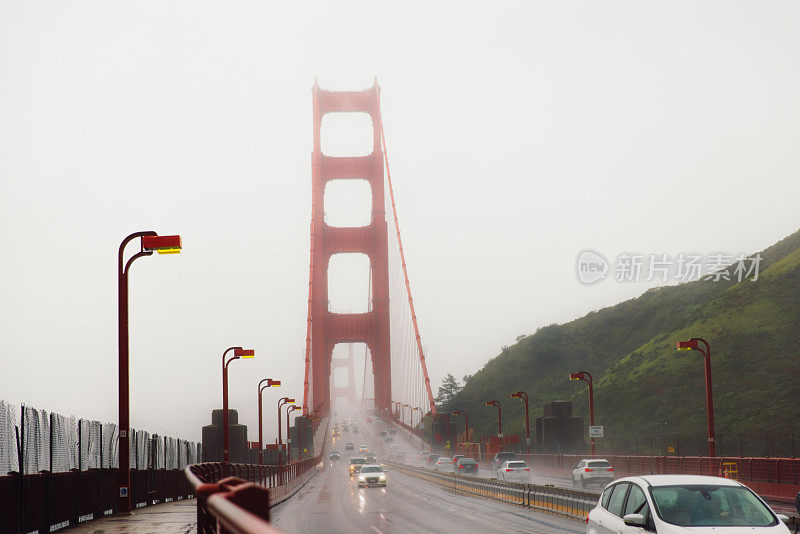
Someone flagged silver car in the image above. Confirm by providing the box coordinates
[497,460,530,482]
[586,475,791,534]
[572,458,614,487]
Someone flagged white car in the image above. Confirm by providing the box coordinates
[434,457,452,472]
[586,475,791,534]
[497,460,530,482]
[572,459,614,488]
[357,464,388,487]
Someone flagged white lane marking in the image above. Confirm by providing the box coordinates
[370,526,383,534]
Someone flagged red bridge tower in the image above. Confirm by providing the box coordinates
[304,81,391,413]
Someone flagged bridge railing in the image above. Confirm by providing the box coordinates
[184,416,329,534]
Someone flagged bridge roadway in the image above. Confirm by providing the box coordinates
[270,416,583,534]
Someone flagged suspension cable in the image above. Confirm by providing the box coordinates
[377,95,437,415]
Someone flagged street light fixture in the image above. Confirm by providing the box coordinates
[401,403,412,427]
[286,405,301,463]
[277,396,296,461]
[485,400,502,437]
[452,410,469,443]
[677,337,716,457]
[257,378,281,465]
[510,391,530,453]
[301,413,319,459]
[411,406,422,430]
[117,231,181,513]
[569,371,595,455]
[222,347,255,462]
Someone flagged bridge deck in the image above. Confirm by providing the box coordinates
[63,500,196,533]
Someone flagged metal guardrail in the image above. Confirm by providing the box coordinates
[387,461,599,520]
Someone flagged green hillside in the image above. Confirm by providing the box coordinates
[442,230,800,457]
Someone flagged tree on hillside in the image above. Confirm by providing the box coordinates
[435,373,461,406]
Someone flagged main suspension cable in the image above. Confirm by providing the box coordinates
[377,95,437,415]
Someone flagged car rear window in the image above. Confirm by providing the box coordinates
[350,458,366,464]
[508,462,527,468]
[589,460,611,467]
[438,457,450,462]
[459,459,477,466]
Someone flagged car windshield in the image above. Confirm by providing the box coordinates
[650,485,777,527]
[507,462,527,468]
[588,460,611,467]
[350,458,367,464]
[360,466,383,473]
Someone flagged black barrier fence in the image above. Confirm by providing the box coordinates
[0,468,193,534]
[0,399,202,533]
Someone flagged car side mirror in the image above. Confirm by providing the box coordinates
[776,514,790,524]
[623,514,646,527]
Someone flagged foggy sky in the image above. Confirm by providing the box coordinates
[2,1,799,442]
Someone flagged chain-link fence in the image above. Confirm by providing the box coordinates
[0,400,201,476]
[0,400,19,475]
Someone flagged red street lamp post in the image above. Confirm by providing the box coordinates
[432,412,450,446]
[118,231,181,513]
[257,378,281,465]
[286,405,300,463]
[411,407,423,430]
[677,338,716,457]
[401,403,412,426]
[485,400,502,438]
[569,371,595,455]
[301,413,319,459]
[452,410,469,442]
[222,347,255,462]
[277,397,295,462]
[510,391,530,453]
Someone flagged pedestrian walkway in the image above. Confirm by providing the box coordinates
[62,500,196,533]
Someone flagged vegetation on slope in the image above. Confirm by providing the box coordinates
[440,230,800,457]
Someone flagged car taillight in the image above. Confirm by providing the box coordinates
[584,468,594,472]
[506,468,513,472]
[523,468,530,471]
[607,468,613,471]
[458,465,464,468]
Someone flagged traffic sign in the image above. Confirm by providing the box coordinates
[589,426,604,438]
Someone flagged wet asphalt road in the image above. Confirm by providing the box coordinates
[270,415,584,534]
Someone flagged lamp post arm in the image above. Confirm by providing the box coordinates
[123,250,154,276]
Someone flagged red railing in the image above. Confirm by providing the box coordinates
[185,457,322,534]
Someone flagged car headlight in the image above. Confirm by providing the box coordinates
[379,474,386,481]
[358,475,366,481]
